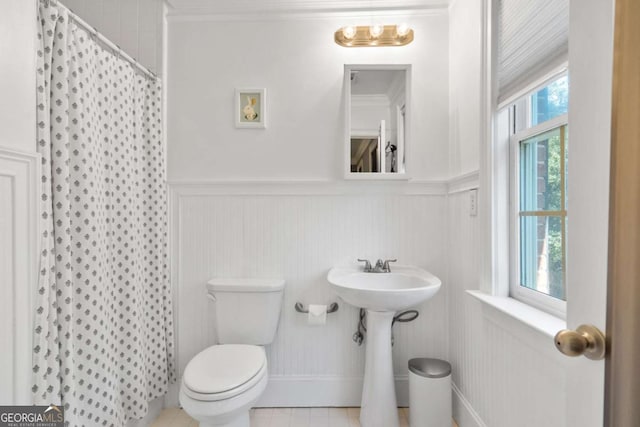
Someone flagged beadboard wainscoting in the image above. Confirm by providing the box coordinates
[447,186,569,427]
[167,181,449,406]
[0,149,40,405]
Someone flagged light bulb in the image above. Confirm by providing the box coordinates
[396,23,410,37]
[342,26,357,40]
[369,24,384,39]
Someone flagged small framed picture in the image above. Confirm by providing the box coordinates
[235,88,266,129]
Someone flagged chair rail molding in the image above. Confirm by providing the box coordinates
[167,178,449,196]
[447,170,480,194]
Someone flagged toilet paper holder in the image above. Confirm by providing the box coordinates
[294,302,339,314]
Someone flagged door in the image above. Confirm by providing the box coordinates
[396,105,405,174]
[378,119,386,173]
[603,0,640,424]
[562,0,614,426]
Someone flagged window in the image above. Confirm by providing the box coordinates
[530,76,569,125]
[507,74,569,315]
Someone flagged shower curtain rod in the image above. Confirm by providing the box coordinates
[44,0,158,80]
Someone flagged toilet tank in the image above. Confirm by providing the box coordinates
[206,278,285,345]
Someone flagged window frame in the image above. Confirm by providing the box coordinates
[507,73,568,318]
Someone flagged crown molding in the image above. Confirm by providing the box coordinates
[166,0,449,18]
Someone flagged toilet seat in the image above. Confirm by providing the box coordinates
[182,344,267,402]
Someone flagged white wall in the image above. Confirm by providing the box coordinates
[0,0,37,153]
[0,0,39,405]
[167,13,449,181]
[447,189,568,427]
[448,0,481,177]
[60,0,164,74]
[166,9,450,406]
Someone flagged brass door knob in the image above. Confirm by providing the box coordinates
[554,324,606,360]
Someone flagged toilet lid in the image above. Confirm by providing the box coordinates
[183,345,266,395]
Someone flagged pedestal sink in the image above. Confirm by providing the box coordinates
[327,265,441,427]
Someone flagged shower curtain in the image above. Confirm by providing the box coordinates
[33,2,175,425]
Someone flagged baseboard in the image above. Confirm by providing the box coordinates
[452,382,487,427]
[256,375,409,407]
[168,179,448,196]
[166,375,410,408]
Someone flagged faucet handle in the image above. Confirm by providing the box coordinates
[357,258,372,272]
[383,259,397,271]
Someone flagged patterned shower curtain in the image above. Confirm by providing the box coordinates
[33,2,175,425]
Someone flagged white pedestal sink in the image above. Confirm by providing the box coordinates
[327,265,441,427]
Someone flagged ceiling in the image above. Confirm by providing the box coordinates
[165,0,449,16]
[351,70,400,96]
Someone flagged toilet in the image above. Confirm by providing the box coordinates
[179,278,285,427]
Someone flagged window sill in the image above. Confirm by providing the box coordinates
[466,290,566,338]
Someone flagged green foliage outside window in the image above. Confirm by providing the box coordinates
[517,76,569,301]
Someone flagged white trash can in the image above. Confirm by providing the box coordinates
[408,358,452,427]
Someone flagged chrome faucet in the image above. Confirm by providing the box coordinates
[382,259,397,272]
[358,258,397,273]
[357,259,373,272]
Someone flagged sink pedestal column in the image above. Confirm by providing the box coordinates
[360,310,399,427]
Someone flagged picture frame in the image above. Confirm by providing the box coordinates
[235,88,266,129]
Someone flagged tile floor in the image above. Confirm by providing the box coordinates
[150,407,459,427]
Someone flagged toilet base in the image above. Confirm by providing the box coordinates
[180,368,268,427]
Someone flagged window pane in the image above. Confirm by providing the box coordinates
[564,128,569,209]
[530,75,569,126]
[520,215,565,300]
[519,127,564,212]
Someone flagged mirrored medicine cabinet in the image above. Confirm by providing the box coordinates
[344,64,411,180]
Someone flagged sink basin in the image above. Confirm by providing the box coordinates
[327,264,441,427]
[327,265,441,312]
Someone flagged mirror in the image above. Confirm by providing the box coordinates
[344,64,410,179]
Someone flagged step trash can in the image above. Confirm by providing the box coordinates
[408,358,452,427]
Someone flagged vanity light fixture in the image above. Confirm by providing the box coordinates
[335,24,414,47]
[369,24,384,39]
[342,26,357,40]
